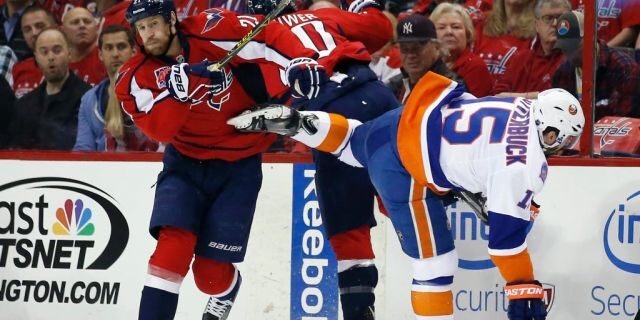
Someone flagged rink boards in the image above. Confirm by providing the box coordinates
[0,160,638,319]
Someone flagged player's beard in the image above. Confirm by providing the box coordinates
[145,40,170,56]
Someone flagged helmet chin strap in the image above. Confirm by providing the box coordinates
[158,21,177,57]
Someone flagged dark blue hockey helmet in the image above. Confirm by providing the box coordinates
[247,0,297,15]
[126,0,177,25]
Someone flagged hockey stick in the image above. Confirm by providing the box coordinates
[207,0,292,72]
[451,190,489,225]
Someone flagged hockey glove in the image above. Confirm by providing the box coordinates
[166,60,233,104]
[285,58,328,100]
[348,0,384,12]
[505,280,547,320]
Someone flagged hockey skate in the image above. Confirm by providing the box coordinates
[202,274,242,320]
[227,104,318,136]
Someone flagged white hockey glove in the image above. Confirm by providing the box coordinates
[166,60,233,104]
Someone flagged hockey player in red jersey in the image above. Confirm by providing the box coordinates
[247,0,397,318]
[114,0,327,319]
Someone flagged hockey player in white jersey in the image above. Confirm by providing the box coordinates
[227,71,585,320]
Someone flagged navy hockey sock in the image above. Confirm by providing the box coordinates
[338,264,378,320]
[139,286,179,320]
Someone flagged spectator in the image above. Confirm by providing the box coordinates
[74,25,157,151]
[94,0,130,28]
[413,0,487,25]
[62,7,107,85]
[37,0,84,23]
[389,14,464,103]
[465,0,492,12]
[413,0,465,16]
[431,2,493,97]
[473,0,536,79]
[552,10,640,120]
[12,5,56,98]
[0,44,15,84]
[494,0,570,98]
[0,0,31,59]
[0,76,14,147]
[571,0,640,48]
[369,10,402,85]
[7,28,90,150]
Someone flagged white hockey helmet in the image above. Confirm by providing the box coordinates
[532,88,585,154]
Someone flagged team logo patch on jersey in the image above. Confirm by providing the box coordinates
[539,163,548,182]
[568,104,578,115]
[201,8,224,34]
[154,66,171,89]
[557,20,570,35]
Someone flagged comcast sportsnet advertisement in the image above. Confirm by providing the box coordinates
[0,177,128,305]
[0,161,160,319]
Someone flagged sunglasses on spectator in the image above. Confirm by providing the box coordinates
[537,14,563,25]
[399,41,431,54]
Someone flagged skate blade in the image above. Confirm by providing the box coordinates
[227,106,288,128]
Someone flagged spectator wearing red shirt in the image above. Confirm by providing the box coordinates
[494,0,570,98]
[90,0,130,28]
[571,0,640,48]
[473,0,535,79]
[412,0,487,25]
[62,7,106,85]
[553,11,640,120]
[432,2,493,97]
[12,6,57,98]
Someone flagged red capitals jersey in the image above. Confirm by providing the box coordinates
[571,0,640,43]
[12,58,43,98]
[473,20,532,78]
[115,9,320,161]
[70,47,107,86]
[261,7,392,98]
[38,0,84,22]
[99,0,130,28]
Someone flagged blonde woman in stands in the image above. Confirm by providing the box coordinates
[431,2,493,97]
[473,0,536,81]
[73,25,158,152]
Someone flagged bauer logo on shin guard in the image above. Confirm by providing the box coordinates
[208,241,243,252]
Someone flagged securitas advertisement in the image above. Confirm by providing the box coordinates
[0,177,128,305]
[290,164,339,320]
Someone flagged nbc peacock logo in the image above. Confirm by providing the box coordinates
[52,199,95,236]
[0,177,129,270]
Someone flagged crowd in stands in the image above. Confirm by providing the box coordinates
[0,0,638,155]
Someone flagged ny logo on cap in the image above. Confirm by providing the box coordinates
[403,22,413,34]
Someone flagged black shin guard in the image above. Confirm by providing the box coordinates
[338,264,378,320]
